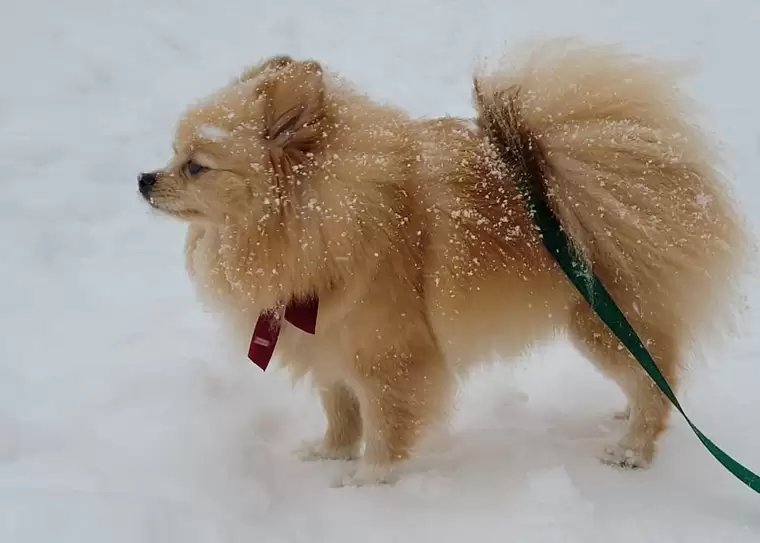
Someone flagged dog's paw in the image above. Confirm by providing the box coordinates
[296,439,360,462]
[331,463,398,488]
[600,442,650,469]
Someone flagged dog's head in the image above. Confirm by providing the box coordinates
[139,55,415,303]
[138,56,328,224]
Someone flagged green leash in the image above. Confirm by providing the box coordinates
[524,185,760,494]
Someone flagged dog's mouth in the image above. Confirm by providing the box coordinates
[142,192,203,221]
[163,208,204,221]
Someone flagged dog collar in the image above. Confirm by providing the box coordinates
[247,297,319,370]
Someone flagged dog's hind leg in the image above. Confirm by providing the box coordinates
[568,300,680,469]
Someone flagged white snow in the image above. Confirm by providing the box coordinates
[2,0,760,541]
[198,124,231,142]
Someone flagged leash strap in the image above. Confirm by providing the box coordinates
[524,187,760,493]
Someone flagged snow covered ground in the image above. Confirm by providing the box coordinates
[2,0,760,540]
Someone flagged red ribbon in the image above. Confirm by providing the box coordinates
[247,297,319,370]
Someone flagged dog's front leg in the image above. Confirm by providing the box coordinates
[300,383,363,461]
[336,344,451,487]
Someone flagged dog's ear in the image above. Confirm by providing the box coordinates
[238,55,294,83]
[260,61,326,175]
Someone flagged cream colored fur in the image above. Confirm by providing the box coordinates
[141,40,750,486]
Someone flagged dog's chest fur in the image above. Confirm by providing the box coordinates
[183,223,381,381]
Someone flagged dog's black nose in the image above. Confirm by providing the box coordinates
[138,172,157,197]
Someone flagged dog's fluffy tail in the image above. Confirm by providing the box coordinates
[473,40,750,348]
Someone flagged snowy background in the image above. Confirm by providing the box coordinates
[2,0,760,541]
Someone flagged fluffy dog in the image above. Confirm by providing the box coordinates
[139,41,748,486]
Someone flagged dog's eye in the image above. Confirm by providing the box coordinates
[183,161,207,177]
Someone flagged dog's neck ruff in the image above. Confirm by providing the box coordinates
[247,297,319,370]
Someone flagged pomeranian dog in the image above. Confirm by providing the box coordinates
[139,40,748,486]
